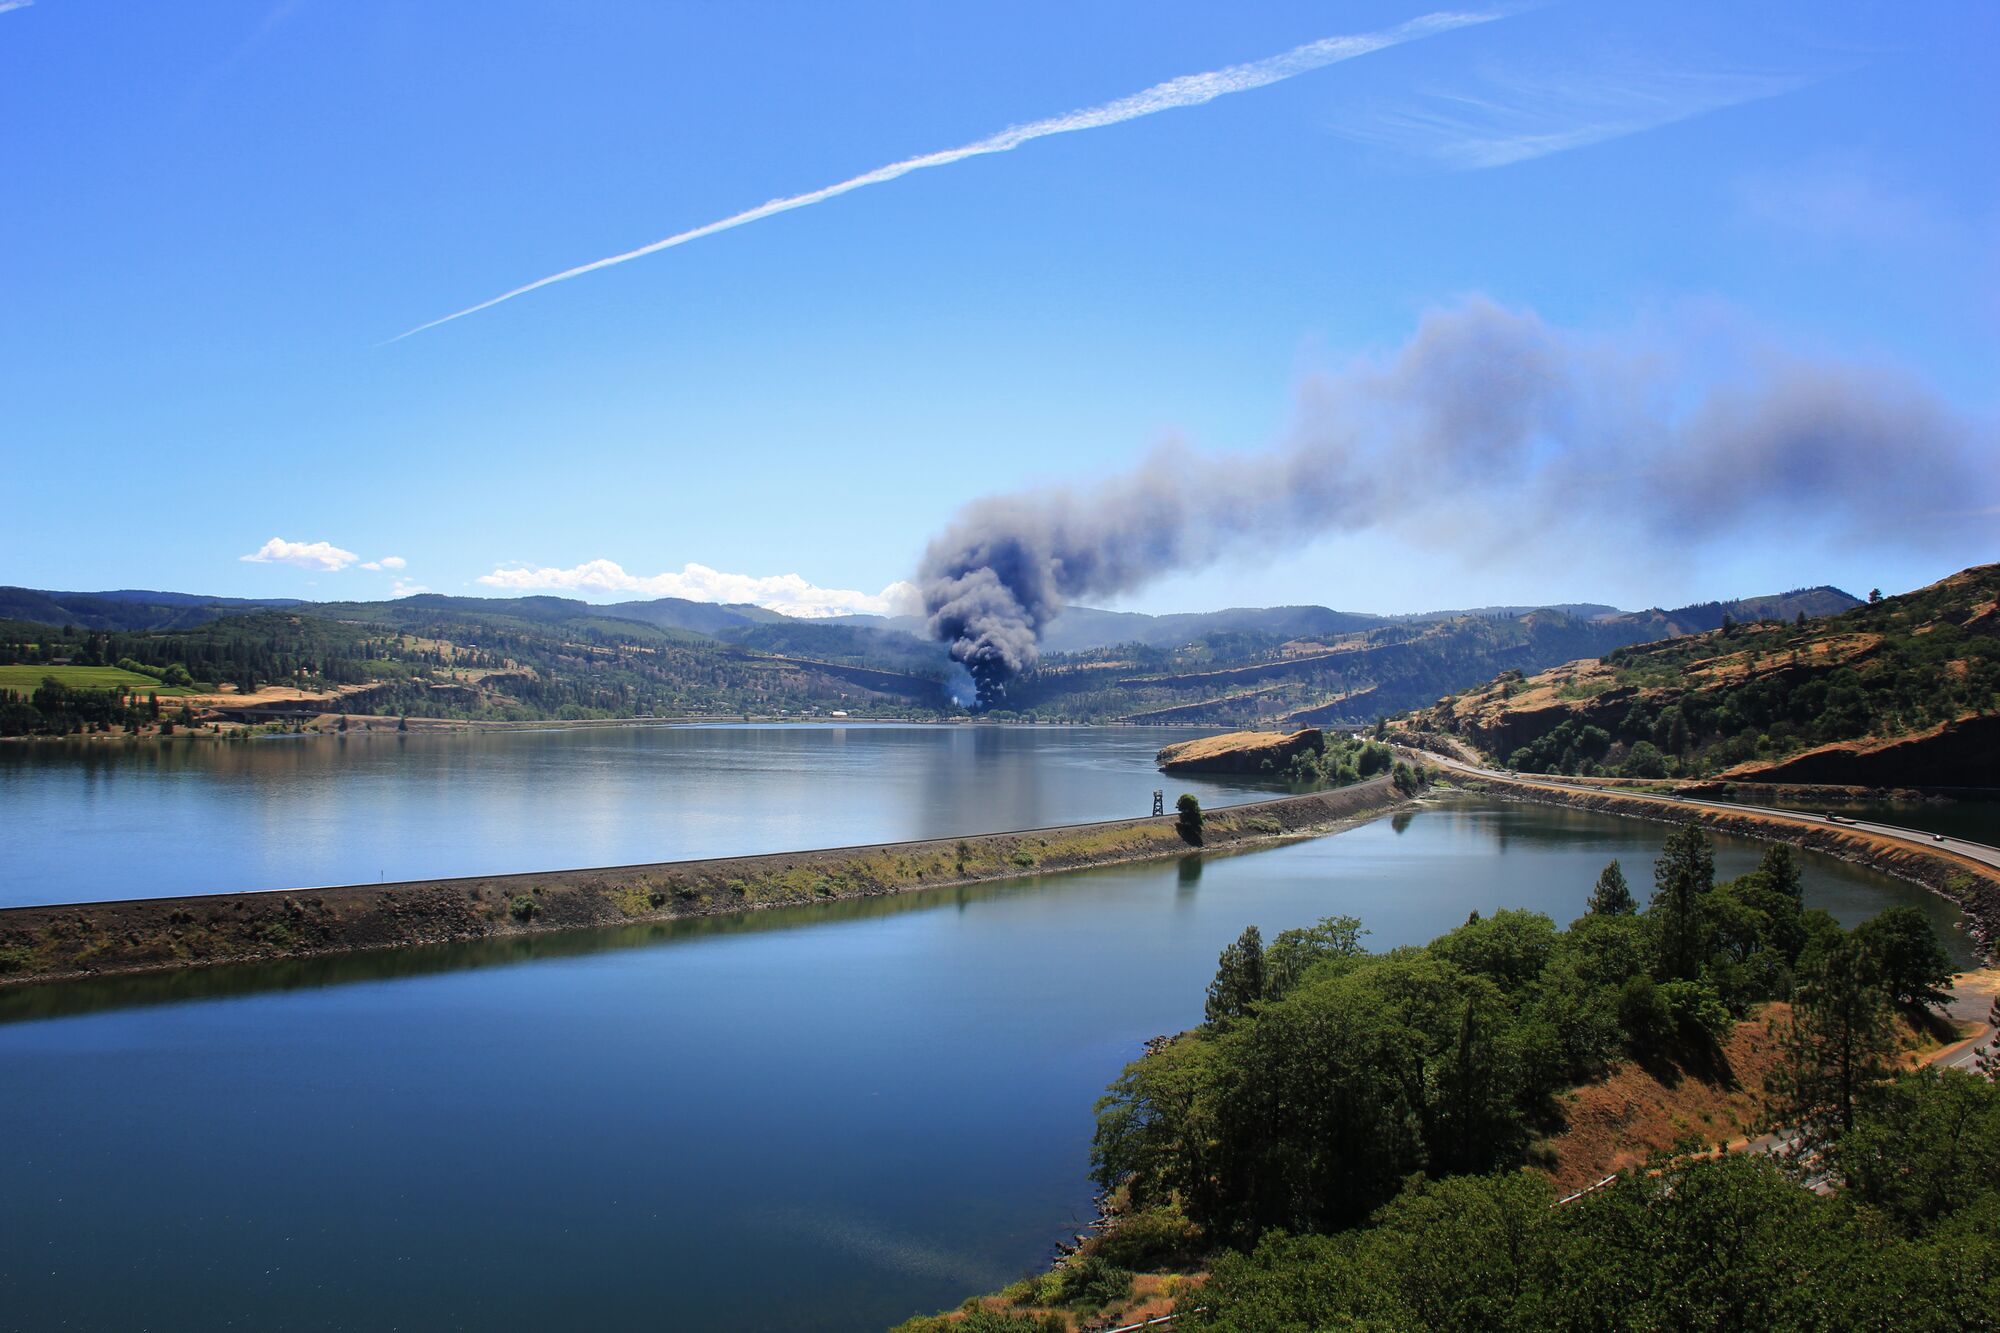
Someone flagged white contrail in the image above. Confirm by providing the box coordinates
[389,9,1504,341]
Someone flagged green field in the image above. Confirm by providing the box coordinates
[0,664,201,697]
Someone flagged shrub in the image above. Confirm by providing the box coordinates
[508,894,540,922]
[1619,974,1675,1049]
[890,1311,1063,1333]
[1049,1254,1133,1309]
[0,944,33,974]
[1622,740,1668,778]
[1010,849,1037,868]
[1656,978,1731,1042]
[1093,1204,1204,1269]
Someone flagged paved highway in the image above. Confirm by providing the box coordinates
[1420,752,2000,872]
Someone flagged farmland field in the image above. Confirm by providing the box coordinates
[0,664,200,696]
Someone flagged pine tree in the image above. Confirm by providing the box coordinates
[1977,998,1999,1080]
[1769,930,1899,1142]
[1651,820,1713,980]
[1205,926,1265,1025]
[1587,860,1636,915]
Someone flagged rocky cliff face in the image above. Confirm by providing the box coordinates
[1716,713,2000,788]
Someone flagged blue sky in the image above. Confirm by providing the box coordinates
[2,0,1994,617]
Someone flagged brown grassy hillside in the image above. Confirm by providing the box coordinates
[1404,562,1999,785]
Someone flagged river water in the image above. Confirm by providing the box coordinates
[0,724,1264,907]
[0,729,1975,1331]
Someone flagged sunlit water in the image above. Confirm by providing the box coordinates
[0,786,1971,1332]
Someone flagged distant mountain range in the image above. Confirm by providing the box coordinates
[0,586,306,632]
[833,592,1853,655]
[0,581,1864,727]
[1,583,1859,649]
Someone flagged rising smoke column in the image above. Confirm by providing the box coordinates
[920,298,1994,707]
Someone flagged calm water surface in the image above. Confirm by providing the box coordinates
[0,792,1972,1332]
[0,725,1266,907]
[1748,794,2000,844]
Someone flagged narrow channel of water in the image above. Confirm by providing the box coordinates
[0,794,1968,1331]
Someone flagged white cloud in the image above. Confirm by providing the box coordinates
[390,578,429,597]
[359,555,409,571]
[478,558,921,619]
[1340,63,1815,169]
[240,537,360,572]
[0,2,35,16]
[390,8,1505,340]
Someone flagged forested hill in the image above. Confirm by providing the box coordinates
[991,586,1860,726]
[1405,563,1999,787]
[0,595,958,731]
[0,580,1862,730]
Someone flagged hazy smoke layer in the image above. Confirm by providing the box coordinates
[920,298,1993,707]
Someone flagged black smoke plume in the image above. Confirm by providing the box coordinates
[920,298,1994,708]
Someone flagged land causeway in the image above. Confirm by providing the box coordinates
[0,777,1409,988]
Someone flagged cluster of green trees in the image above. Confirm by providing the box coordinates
[1267,735,1396,786]
[0,677,166,735]
[1184,1090,1999,1332]
[1087,824,1961,1291]
[1506,668,1899,778]
[0,614,415,696]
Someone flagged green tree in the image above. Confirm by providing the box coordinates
[1586,860,1636,915]
[1769,929,1899,1139]
[1834,1069,2000,1231]
[1852,906,1954,1010]
[1430,909,1556,994]
[1980,997,2000,1080]
[1175,792,1203,845]
[1262,915,1368,1001]
[1426,990,1525,1174]
[1649,820,1713,980]
[1204,926,1265,1025]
